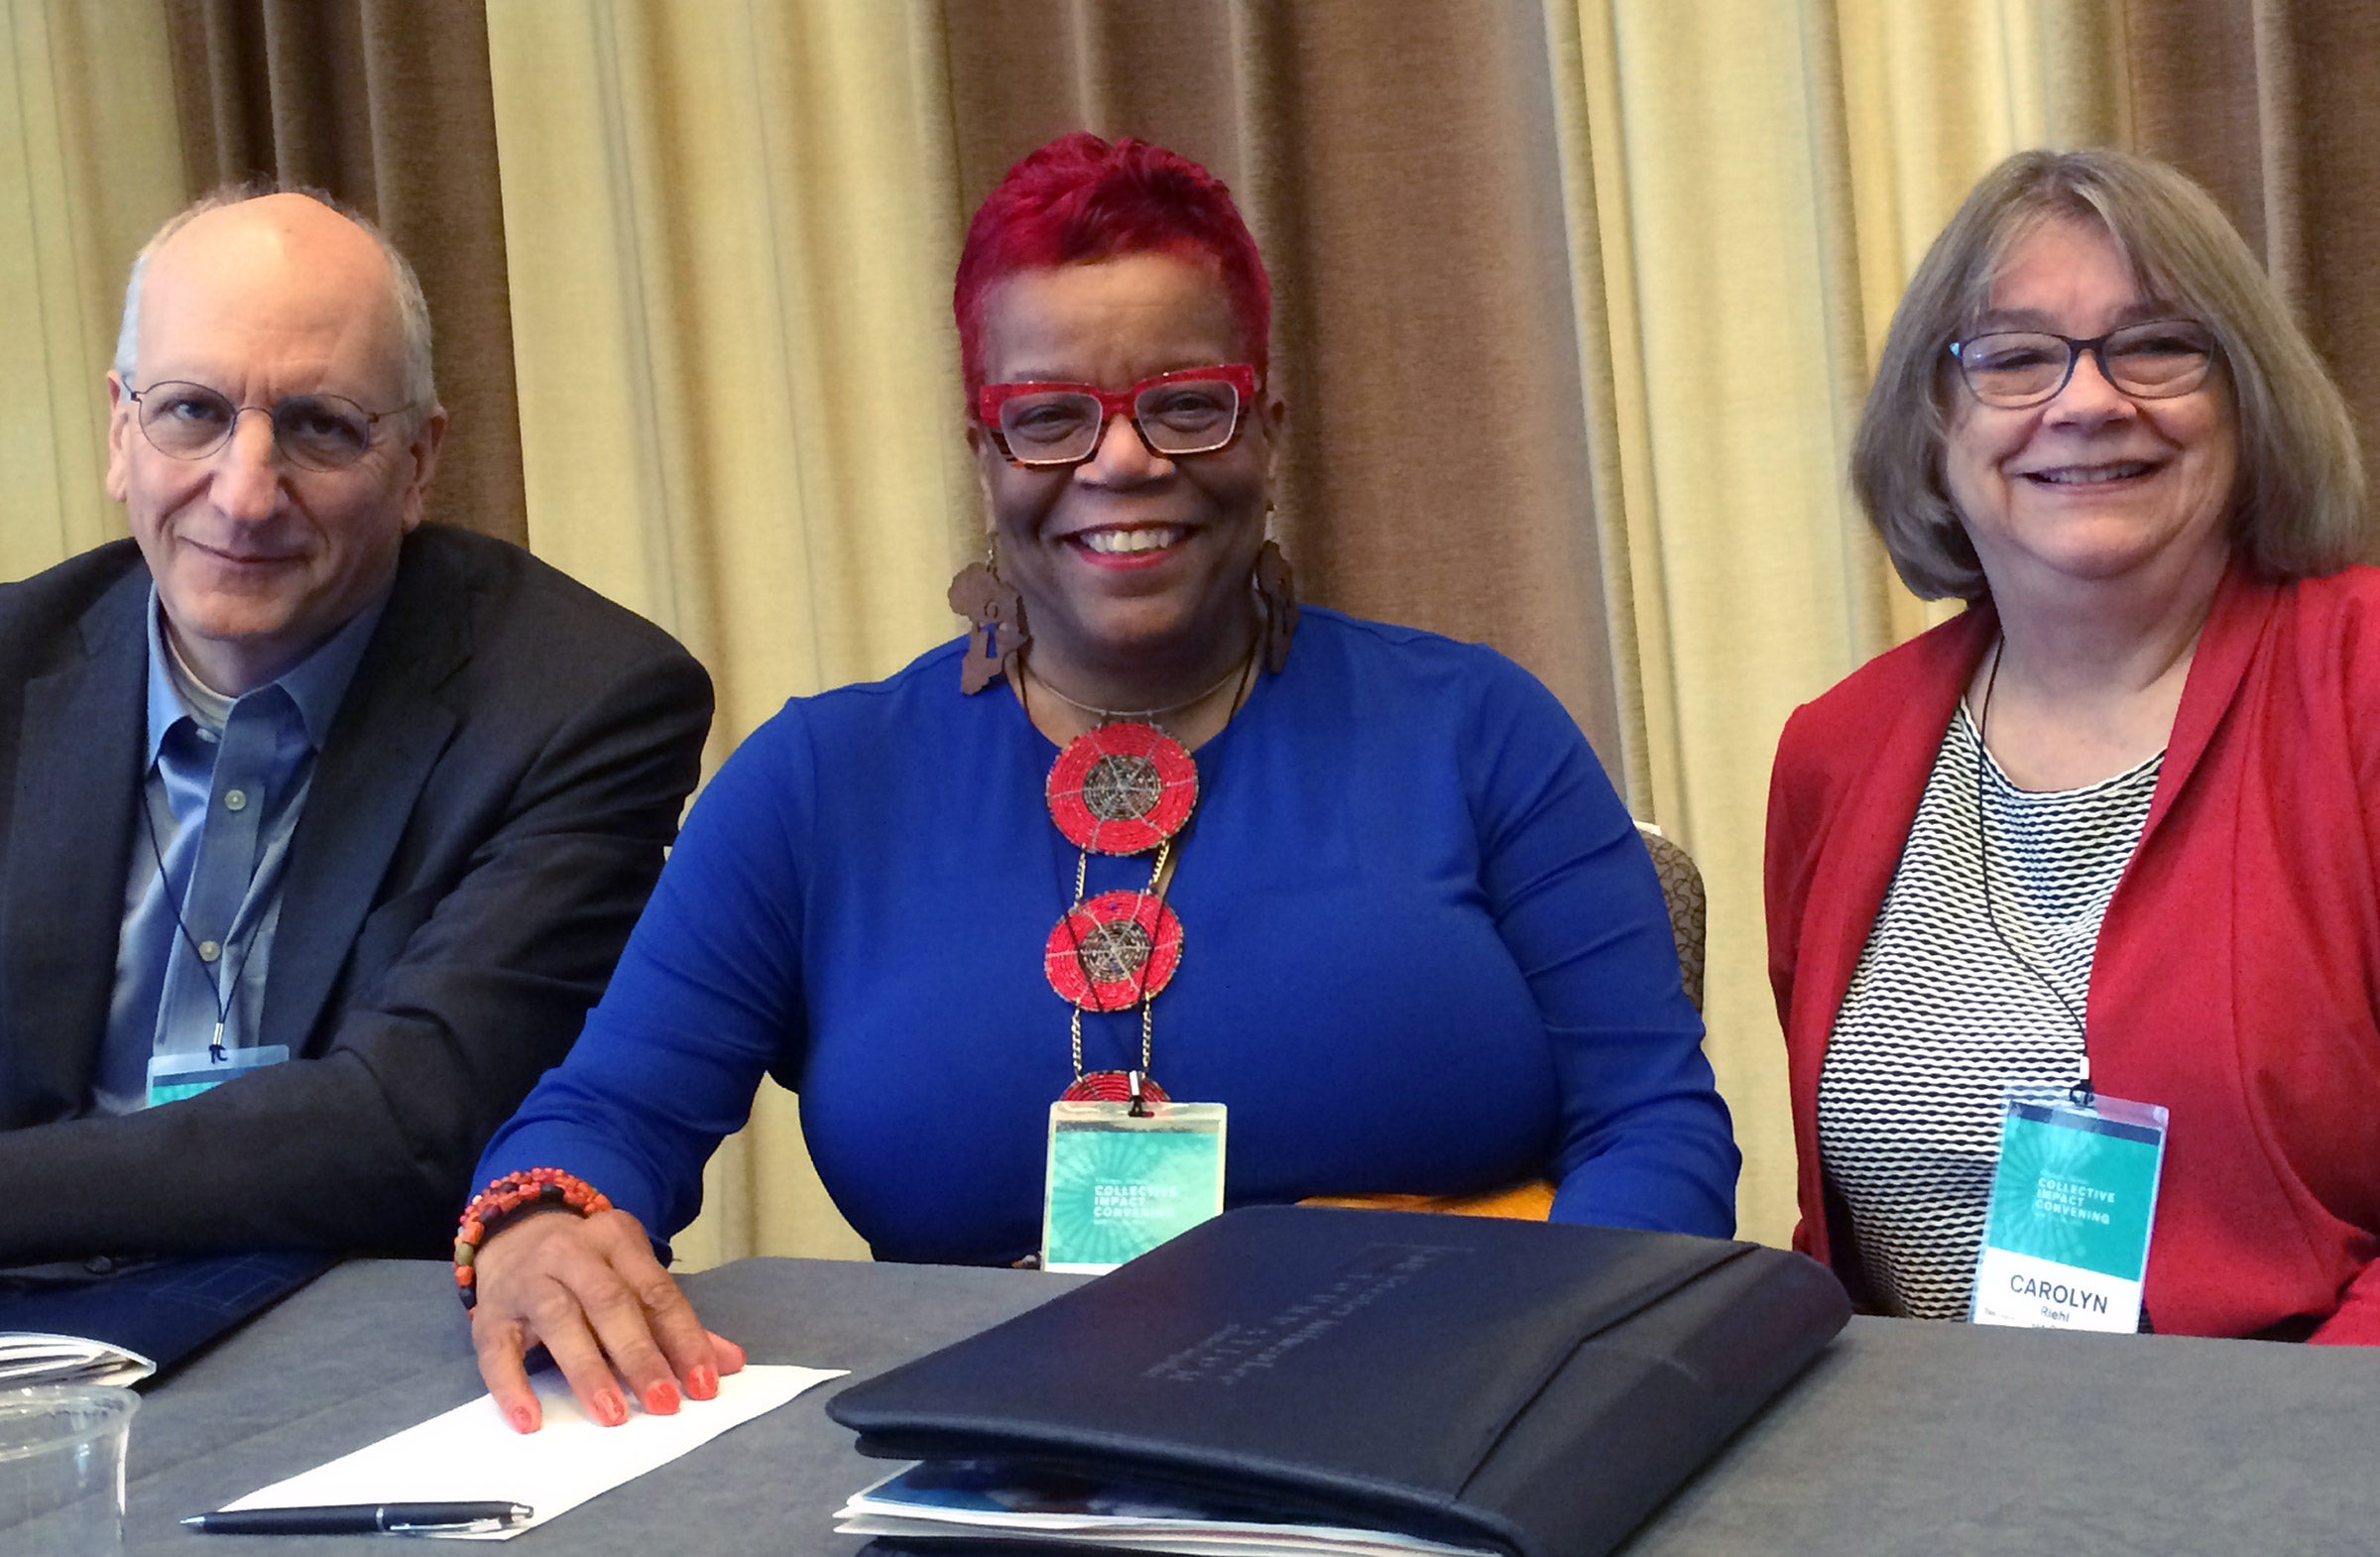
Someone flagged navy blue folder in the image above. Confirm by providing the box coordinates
[0,1251,334,1382]
[829,1205,1849,1557]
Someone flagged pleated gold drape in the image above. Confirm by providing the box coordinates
[17,1,2366,1265]
[483,0,2135,1261]
[486,2,982,1264]
[0,1,182,579]
[482,0,1648,1265]
[1546,0,2129,1251]
[161,0,529,542]
[2127,0,2380,517]
[939,2,1631,764]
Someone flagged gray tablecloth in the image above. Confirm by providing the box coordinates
[88,1256,2380,1555]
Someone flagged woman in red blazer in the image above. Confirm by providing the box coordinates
[1767,148,2378,1343]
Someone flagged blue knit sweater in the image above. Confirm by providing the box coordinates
[480,609,1737,1262]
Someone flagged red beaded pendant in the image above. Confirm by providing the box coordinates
[1044,891,1184,1012]
[1046,722,1199,855]
[1058,1071,1175,1104]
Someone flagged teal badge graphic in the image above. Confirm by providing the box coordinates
[1042,1101,1225,1273]
[1972,1092,2167,1333]
[146,1044,291,1108]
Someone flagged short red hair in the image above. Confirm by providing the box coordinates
[954,133,1271,403]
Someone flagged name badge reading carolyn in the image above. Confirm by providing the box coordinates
[146,1045,291,1108]
[1971,1091,2168,1333]
[1041,1100,1225,1274]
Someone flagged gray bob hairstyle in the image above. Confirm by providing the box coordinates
[1850,147,2367,600]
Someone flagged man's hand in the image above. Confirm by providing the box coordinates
[467,1208,744,1432]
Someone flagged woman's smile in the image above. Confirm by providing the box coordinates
[2017,459,2160,486]
[1068,524,1188,558]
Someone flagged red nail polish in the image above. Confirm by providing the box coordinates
[599,1391,627,1426]
[687,1365,718,1399]
[645,1380,680,1414]
[509,1405,536,1433]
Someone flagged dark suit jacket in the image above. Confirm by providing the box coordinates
[0,525,713,1259]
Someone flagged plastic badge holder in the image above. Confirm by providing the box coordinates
[1041,1100,1226,1273]
[1971,1089,2169,1332]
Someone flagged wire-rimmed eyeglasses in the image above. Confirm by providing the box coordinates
[123,380,413,472]
[978,364,1256,468]
[1947,320,2217,410]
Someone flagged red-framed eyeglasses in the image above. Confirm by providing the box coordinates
[978,364,1257,468]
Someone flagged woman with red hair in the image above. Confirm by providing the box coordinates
[458,133,1736,1431]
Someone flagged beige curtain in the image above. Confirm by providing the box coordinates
[485,0,2142,1263]
[1544,0,2129,1252]
[487,1,981,1264]
[485,0,1655,1264]
[161,0,530,541]
[0,0,183,580]
[2126,0,2380,510]
[938,1,1631,764]
[7,0,2372,1265]
[8,0,2154,1263]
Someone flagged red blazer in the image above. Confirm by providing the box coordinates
[1766,562,2380,1343]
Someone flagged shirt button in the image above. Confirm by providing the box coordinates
[197,940,222,963]
[223,789,248,812]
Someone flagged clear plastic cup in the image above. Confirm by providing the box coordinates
[0,1386,140,1554]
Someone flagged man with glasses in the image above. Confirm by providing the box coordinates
[0,190,712,1267]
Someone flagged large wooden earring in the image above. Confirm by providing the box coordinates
[1253,538,1299,673]
[949,537,1029,694]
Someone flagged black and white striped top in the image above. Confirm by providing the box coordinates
[1817,703,2160,1321]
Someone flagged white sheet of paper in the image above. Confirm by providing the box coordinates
[220,1364,843,1539]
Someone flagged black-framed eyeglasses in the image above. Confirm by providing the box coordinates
[1947,320,2218,410]
[977,365,1256,468]
[123,380,413,472]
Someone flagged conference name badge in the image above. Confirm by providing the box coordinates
[145,1044,292,1108]
[1971,1089,2168,1333]
[1041,1099,1225,1274]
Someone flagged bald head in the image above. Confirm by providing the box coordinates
[114,189,435,414]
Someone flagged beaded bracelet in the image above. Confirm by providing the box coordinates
[453,1167,612,1311]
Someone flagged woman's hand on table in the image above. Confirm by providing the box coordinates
[468,1206,746,1433]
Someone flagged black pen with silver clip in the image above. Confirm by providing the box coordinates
[183,1500,534,1535]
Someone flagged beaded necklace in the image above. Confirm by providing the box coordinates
[1024,646,1258,1103]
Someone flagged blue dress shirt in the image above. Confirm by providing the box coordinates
[93,591,386,1114]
